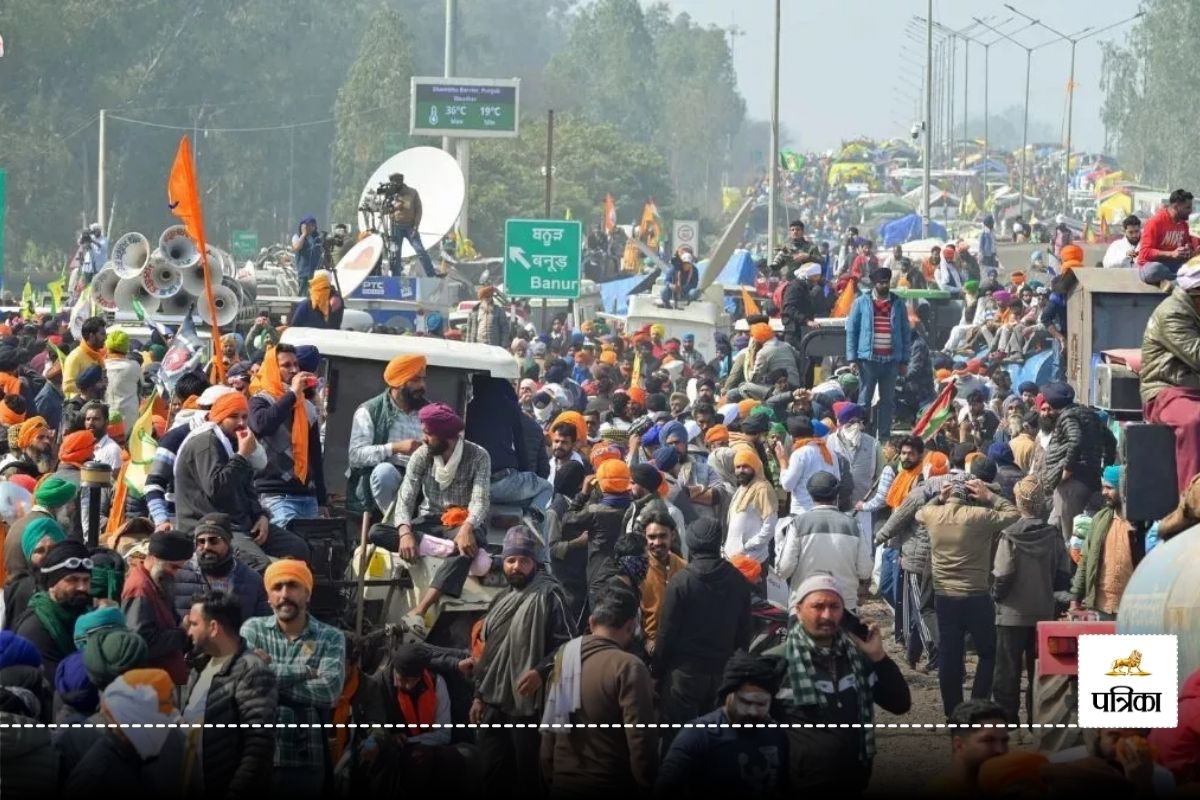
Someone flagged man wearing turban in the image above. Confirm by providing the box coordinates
[466,284,511,348]
[373,402,493,635]
[1036,381,1112,544]
[103,329,141,439]
[174,390,311,571]
[0,415,54,476]
[725,445,778,564]
[3,476,79,581]
[1070,465,1132,620]
[289,270,345,330]
[347,353,429,516]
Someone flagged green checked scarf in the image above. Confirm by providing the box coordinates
[784,621,876,766]
[28,591,77,655]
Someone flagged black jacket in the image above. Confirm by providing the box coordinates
[248,391,326,501]
[466,377,532,474]
[64,728,187,796]
[1039,404,1113,491]
[172,557,271,622]
[782,280,821,335]
[12,603,86,684]
[520,412,551,479]
[654,553,752,674]
[184,640,278,799]
[562,498,631,598]
[174,428,263,534]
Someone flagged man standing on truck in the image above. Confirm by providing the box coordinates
[346,354,428,517]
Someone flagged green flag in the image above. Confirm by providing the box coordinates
[780,149,805,171]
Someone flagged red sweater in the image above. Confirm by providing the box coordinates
[1137,208,1200,265]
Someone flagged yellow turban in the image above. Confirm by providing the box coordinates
[384,354,427,388]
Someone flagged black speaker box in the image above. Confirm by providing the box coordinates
[1121,423,1179,522]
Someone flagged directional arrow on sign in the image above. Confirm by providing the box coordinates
[508,246,533,270]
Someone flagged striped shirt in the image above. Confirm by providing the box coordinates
[871,298,893,358]
[241,614,346,768]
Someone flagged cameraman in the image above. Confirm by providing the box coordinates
[384,173,437,278]
[78,222,108,284]
[291,214,323,295]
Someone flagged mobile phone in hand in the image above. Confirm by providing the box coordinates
[840,609,870,640]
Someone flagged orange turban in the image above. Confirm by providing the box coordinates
[1010,271,1026,286]
[16,416,48,449]
[596,459,631,494]
[264,558,314,594]
[750,322,774,343]
[729,553,763,584]
[120,669,176,714]
[704,425,729,446]
[477,285,496,301]
[737,399,760,418]
[209,392,249,423]
[58,430,96,468]
[441,506,469,528]
[0,398,24,427]
[935,368,952,381]
[384,354,427,388]
[628,387,647,405]
[1060,244,1084,267]
[977,752,1048,796]
[599,350,617,366]
[733,444,764,475]
[924,451,950,477]
[589,442,622,469]
[551,411,588,443]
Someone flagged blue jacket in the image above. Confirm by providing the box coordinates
[845,292,911,364]
[173,557,271,622]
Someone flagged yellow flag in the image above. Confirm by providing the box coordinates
[47,279,65,314]
[741,288,761,316]
[123,388,159,498]
[631,351,643,389]
[20,280,35,319]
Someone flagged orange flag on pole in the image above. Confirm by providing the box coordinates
[167,136,225,383]
[831,281,857,318]
[603,193,616,234]
[741,287,761,316]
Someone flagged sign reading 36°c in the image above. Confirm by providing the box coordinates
[504,219,582,299]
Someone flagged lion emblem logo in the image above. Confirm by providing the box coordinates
[1106,650,1151,676]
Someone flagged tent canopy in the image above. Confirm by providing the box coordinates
[716,249,758,287]
[880,214,948,247]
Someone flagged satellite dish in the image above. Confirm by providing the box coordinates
[357,146,464,259]
[333,233,385,298]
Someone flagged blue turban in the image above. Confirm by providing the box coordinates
[544,360,570,385]
[1042,382,1075,410]
[76,364,104,391]
[300,214,317,226]
[653,445,680,472]
[55,652,99,713]
[570,331,585,347]
[659,421,688,446]
[1018,381,1039,395]
[0,631,42,670]
[295,345,320,373]
[1102,465,1123,488]
[812,419,831,437]
[640,424,660,447]
[836,403,865,425]
[987,441,1015,466]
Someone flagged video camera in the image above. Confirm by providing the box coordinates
[78,229,95,246]
[374,173,406,199]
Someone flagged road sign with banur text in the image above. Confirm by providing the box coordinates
[504,219,581,299]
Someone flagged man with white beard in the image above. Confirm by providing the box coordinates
[826,403,880,562]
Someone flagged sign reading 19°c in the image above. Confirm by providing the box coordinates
[504,219,582,300]
[410,77,520,139]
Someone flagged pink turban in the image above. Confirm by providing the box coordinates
[418,402,464,439]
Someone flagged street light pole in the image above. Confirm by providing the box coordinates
[1020,48,1031,220]
[767,0,781,254]
[924,0,932,236]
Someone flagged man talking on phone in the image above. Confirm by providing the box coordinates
[174,389,312,571]
[780,573,911,794]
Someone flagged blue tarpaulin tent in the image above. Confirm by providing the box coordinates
[716,249,757,287]
[879,214,947,247]
[599,274,649,315]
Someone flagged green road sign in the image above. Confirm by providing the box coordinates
[410,77,520,139]
[0,170,6,293]
[504,219,581,299]
[229,229,258,260]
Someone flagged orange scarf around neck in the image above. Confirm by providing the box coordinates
[793,436,833,465]
[886,460,925,509]
[250,346,310,484]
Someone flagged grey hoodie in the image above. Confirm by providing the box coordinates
[992,516,1071,626]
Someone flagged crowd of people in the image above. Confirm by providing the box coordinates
[0,198,1199,797]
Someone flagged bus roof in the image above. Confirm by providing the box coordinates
[280,328,518,379]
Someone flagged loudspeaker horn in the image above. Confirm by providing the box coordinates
[195,282,240,327]
[180,264,208,295]
[142,255,183,298]
[151,291,194,317]
[114,275,160,315]
[111,232,150,279]
[159,225,201,269]
[92,264,121,308]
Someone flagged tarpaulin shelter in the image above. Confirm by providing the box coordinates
[880,214,947,247]
[716,249,758,287]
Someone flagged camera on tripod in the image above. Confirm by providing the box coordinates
[78,230,95,246]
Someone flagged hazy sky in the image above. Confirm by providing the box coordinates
[656,0,1139,153]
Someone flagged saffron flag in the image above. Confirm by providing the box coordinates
[603,193,616,234]
[912,379,957,439]
[741,288,761,316]
[631,351,643,389]
[830,281,857,318]
[639,201,661,249]
[1100,215,1110,241]
[167,136,225,383]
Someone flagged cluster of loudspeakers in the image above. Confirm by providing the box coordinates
[93,226,246,327]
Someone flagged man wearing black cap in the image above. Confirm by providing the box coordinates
[13,540,93,682]
[846,266,910,440]
[121,530,193,685]
[654,518,752,725]
[172,514,270,623]
[658,651,790,796]
[1036,381,1113,544]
